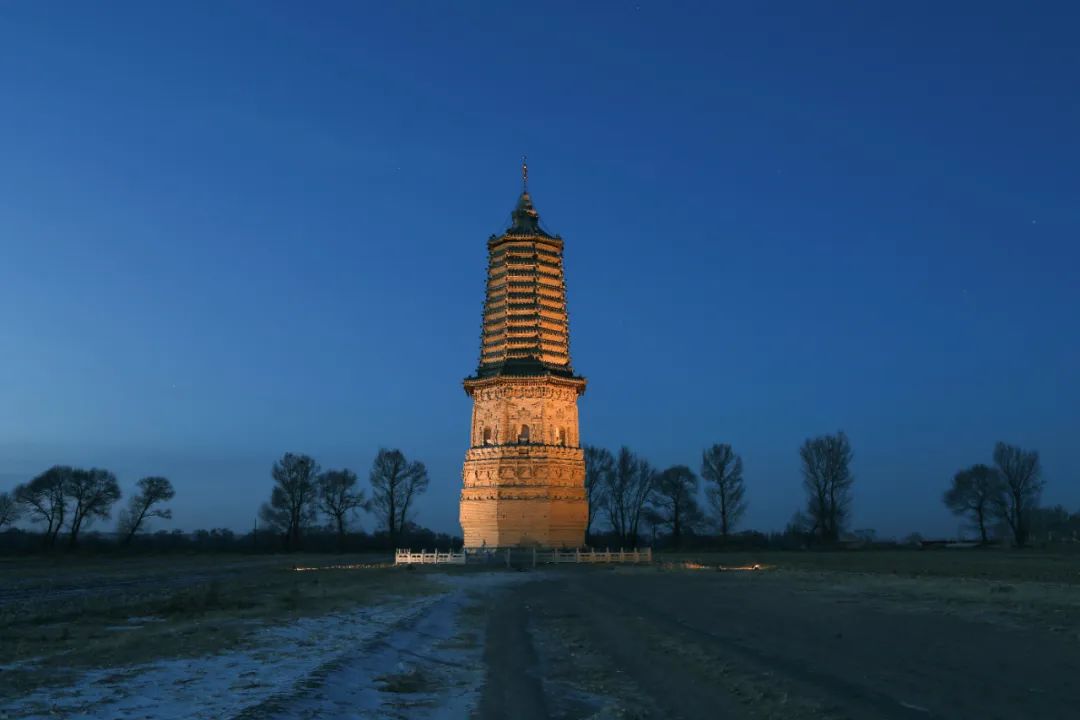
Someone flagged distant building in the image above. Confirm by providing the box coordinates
[459,164,587,548]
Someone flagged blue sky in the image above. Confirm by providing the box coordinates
[1,1,1077,538]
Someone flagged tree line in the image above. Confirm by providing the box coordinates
[257,447,431,551]
[0,467,174,548]
[1,436,1065,552]
[583,432,855,548]
[0,446,440,552]
[587,433,1060,549]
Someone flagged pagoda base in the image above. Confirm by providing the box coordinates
[460,445,587,549]
[460,495,586,548]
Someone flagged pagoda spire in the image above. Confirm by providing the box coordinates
[507,159,550,237]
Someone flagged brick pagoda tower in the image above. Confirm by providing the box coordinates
[459,162,587,548]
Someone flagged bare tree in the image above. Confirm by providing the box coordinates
[583,446,614,539]
[701,443,747,539]
[649,465,702,548]
[799,431,854,543]
[992,442,1044,547]
[66,468,122,547]
[627,458,656,547]
[260,453,320,550]
[0,491,21,530]
[119,477,175,544]
[943,464,1002,543]
[14,466,72,547]
[368,449,429,546]
[603,447,655,546]
[317,468,366,549]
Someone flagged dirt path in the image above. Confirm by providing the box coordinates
[479,568,1080,720]
[477,593,549,720]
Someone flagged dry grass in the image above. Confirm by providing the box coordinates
[657,549,1080,641]
[658,548,1080,584]
[784,570,1080,640]
[0,554,439,698]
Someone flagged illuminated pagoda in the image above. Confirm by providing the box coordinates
[459,160,587,548]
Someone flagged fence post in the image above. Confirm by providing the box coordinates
[532,546,537,568]
[506,547,511,568]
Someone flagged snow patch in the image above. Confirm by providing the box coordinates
[0,570,531,720]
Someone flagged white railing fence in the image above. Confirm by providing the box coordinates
[394,547,652,566]
[535,547,653,564]
[394,549,467,565]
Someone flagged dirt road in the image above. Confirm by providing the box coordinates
[478,568,1080,720]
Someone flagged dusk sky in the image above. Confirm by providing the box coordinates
[2,2,1077,539]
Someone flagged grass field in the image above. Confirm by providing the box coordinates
[0,553,437,698]
[658,546,1080,584]
[2,549,1078,718]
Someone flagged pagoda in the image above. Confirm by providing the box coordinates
[459,161,587,548]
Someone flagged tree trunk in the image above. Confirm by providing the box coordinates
[388,491,397,547]
[1015,492,1028,547]
[68,514,83,548]
[123,506,148,545]
[720,491,729,540]
[398,491,413,543]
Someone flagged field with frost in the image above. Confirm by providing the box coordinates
[2,550,1078,719]
[0,555,520,720]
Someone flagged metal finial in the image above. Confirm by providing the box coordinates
[522,155,528,192]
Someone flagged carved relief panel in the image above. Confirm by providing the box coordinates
[470,381,581,449]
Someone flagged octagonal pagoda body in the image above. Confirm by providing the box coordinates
[460,182,587,548]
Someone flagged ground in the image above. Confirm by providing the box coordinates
[1,551,1078,719]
